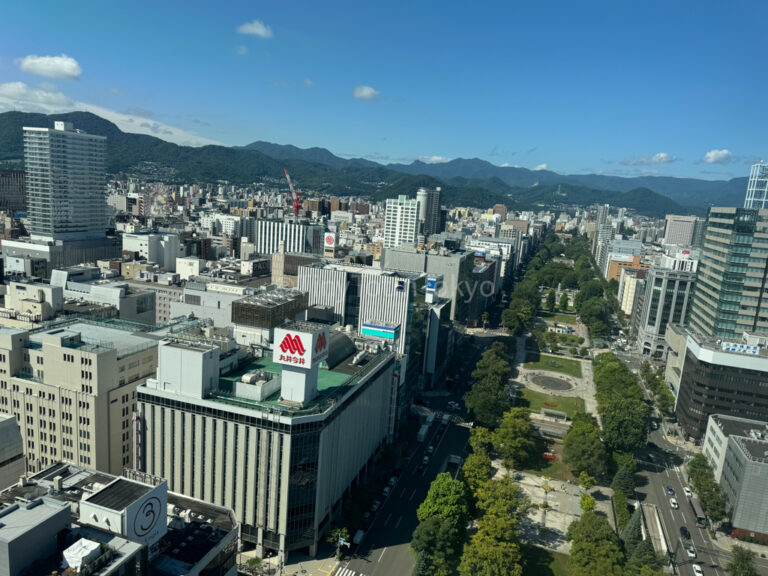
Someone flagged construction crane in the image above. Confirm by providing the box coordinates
[283,168,302,220]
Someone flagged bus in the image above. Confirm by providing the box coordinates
[689,497,706,527]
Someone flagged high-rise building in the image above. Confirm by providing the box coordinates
[689,207,768,339]
[24,122,107,242]
[416,187,442,237]
[384,195,420,248]
[633,265,696,356]
[744,163,768,210]
[0,321,158,475]
[0,169,25,216]
[596,204,610,226]
[663,214,706,247]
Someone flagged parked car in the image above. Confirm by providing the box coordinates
[670,497,679,509]
[687,545,697,558]
[382,487,391,498]
[650,421,659,430]
[388,476,398,488]
[692,564,704,575]
[371,500,381,512]
[426,445,434,455]
[665,486,675,496]
[363,511,371,521]
[684,487,693,498]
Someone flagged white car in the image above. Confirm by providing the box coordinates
[686,545,696,558]
[382,487,391,498]
[692,564,704,576]
[669,497,679,509]
[370,500,381,512]
[684,487,693,498]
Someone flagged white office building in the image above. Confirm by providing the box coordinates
[23,122,108,242]
[122,233,182,271]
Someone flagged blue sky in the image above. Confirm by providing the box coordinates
[0,0,765,179]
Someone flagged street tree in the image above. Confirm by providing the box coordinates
[546,289,557,311]
[726,545,758,576]
[417,473,469,530]
[610,466,635,498]
[458,528,523,576]
[580,493,596,512]
[493,408,535,469]
[566,511,625,576]
[601,396,650,453]
[411,516,462,576]
[620,507,643,557]
[578,471,596,490]
[563,413,607,477]
[462,449,493,500]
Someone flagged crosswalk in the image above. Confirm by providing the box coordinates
[335,568,366,576]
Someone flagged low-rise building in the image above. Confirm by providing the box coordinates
[703,414,768,542]
[137,321,396,561]
[0,462,238,576]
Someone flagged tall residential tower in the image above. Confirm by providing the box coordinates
[24,121,107,242]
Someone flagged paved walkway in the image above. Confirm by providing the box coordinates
[239,548,339,576]
[515,351,599,423]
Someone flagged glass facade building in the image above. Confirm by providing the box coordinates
[688,207,768,339]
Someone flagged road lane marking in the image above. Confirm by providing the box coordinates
[378,547,387,562]
[394,515,403,529]
[409,489,417,501]
[400,487,407,498]
[383,513,392,526]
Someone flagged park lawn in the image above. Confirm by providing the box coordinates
[539,312,577,325]
[521,544,570,576]
[551,333,581,347]
[524,354,583,378]
[519,388,584,419]
[522,442,578,483]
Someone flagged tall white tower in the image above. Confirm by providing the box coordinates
[24,121,107,242]
[384,195,420,248]
[744,163,768,210]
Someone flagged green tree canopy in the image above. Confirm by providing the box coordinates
[611,466,635,498]
[563,413,607,477]
[493,408,535,468]
[462,449,494,500]
[601,396,650,453]
[411,516,463,576]
[417,473,469,529]
[566,511,624,576]
[726,545,758,576]
[458,528,523,576]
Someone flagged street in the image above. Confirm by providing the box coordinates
[637,426,768,576]
[334,400,470,576]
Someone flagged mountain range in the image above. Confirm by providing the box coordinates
[0,110,743,216]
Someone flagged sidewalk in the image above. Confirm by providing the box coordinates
[240,548,339,576]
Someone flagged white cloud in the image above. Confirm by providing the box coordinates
[108,87,123,95]
[236,45,248,56]
[420,156,452,164]
[702,149,731,164]
[0,81,219,147]
[353,85,380,100]
[0,81,73,111]
[620,152,676,166]
[304,77,314,88]
[534,163,548,171]
[237,20,273,38]
[16,54,82,80]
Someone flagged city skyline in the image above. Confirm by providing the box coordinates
[0,1,765,180]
